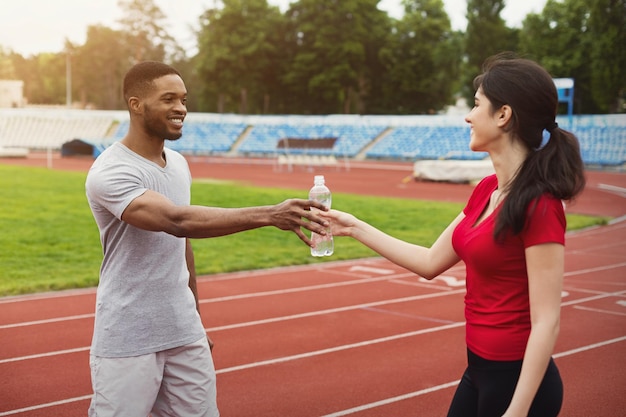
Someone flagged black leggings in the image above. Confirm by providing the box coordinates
[446,349,563,417]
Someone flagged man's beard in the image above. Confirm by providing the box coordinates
[143,105,183,141]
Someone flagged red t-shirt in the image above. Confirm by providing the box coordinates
[452,174,565,361]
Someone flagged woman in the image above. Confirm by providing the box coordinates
[322,53,585,416]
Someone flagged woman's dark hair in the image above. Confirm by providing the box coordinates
[474,53,586,240]
[123,61,181,105]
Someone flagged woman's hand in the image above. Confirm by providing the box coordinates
[319,209,359,237]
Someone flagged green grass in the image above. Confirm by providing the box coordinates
[0,164,609,296]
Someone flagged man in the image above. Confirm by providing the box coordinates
[85,61,328,416]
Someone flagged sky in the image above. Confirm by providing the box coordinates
[0,0,548,57]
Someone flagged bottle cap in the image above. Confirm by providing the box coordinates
[314,175,325,183]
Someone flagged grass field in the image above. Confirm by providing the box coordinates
[0,164,608,296]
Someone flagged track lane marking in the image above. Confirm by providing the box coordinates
[319,336,626,416]
[573,305,626,317]
[0,395,93,416]
[205,290,466,332]
[0,347,89,364]
[0,290,466,364]
[216,322,466,374]
[4,336,625,416]
[0,314,94,330]
[200,272,417,304]
[563,261,626,277]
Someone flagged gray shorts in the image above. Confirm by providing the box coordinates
[88,337,219,417]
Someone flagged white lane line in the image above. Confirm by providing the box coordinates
[201,272,417,304]
[4,336,625,416]
[3,288,619,365]
[563,262,626,277]
[1,291,466,364]
[320,380,461,417]
[0,347,90,365]
[0,271,422,328]
[597,183,626,196]
[197,258,407,283]
[573,305,626,317]
[205,290,466,332]
[216,322,466,374]
[361,306,457,324]
[2,260,621,328]
[553,335,626,358]
[0,395,93,416]
[560,290,626,307]
[0,314,94,330]
[0,289,96,305]
[319,336,626,416]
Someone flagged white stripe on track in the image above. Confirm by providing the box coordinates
[320,380,461,417]
[205,289,466,332]
[560,290,626,307]
[573,305,626,317]
[201,271,418,303]
[0,395,93,416]
[0,347,90,364]
[0,313,94,330]
[4,336,624,416]
[0,288,95,305]
[563,261,626,277]
[1,291,466,364]
[319,336,626,416]
[553,335,626,358]
[216,322,466,374]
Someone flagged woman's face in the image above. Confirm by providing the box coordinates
[465,87,502,153]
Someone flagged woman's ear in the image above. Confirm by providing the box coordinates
[496,104,512,128]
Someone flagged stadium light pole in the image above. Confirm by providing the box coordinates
[65,42,72,109]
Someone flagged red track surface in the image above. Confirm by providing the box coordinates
[1,154,625,416]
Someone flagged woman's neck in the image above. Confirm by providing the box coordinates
[490,139,528,192]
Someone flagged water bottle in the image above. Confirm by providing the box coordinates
[309,175,334,257]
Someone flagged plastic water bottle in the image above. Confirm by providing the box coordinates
[309,175,334,257]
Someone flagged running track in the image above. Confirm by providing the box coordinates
[1,155,625,416]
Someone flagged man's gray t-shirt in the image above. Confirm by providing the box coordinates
[85,142,206,357]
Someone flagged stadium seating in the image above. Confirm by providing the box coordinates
[0,109,120,150]
[366,125,488,160]
[166,121,247,155]
[0,109,623,169]
[237,122,387,157]
[568,115,626,166]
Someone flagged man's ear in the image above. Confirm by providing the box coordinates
[128,97,142,115]
[496,104,512,128]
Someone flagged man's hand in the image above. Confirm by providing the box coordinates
[207,334,215,351]
[270,198,329,246]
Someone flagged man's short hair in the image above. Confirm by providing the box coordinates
[123,61,181,103]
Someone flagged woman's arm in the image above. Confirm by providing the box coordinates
[322,209,463,279]
[503,242,564,416]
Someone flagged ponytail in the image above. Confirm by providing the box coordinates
[494,125,586,240]
[475,54,587,240]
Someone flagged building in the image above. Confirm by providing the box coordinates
[0,80,25,108]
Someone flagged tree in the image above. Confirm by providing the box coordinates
[27,53,67,105]
[463,0,515,104]
[71,26,132,109]
[195,0,287,113]
[0,48,17,79]
[379,0,462,114]
[69,0,185,109]
[518,0,596,113]
[117,0,179,63]
[283,0,390,114]
[588,0,626,113]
